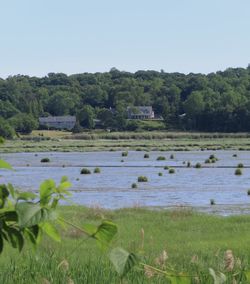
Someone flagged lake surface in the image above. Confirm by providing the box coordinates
[1,150,250,215]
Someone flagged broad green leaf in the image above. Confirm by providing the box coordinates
[4,226,24,252]
[57,181,72,194]
[83,221,117,248]
[7,183,15,198]
[82,223,97,235]
[209,268,226,284]
[91,221,117,248]
[61,176,68,183]
[0,234,3,254]
[24,225,39,245]
[244,271,250,283]
[17,192,37,201]
[0,160,12,170]
[51,197,59,209]
[16,202,52,228]
[166,275,191,284]
[0,211,18,222]
[41,222,61,242]
[39,179,55,205]
[109,247,138,277]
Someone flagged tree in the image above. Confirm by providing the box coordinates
[77,105,95,129]
[9,113,38,134]
[0,117,15,138]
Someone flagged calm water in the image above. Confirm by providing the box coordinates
[1,151,250,215]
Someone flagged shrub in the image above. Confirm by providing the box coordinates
[81,168,91,174]
[210,199,215,205]
[158,172,163,176]
[156,156,166,161]
[40,158,50,163]
[122,151,128,157]
[237,163,244,168]
[235,168,242,175]
[0,117,15,139]
[169,168,175,174]
[144,153,149,158]
[138,176,148,182]
[195,163,201,168]
[94,167,101,173]
[170,154,174,159]
[131,183,137,189]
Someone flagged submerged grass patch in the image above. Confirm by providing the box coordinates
[80,168,91,174]
[138,176,148,182]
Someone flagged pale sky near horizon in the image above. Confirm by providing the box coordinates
[1,0,250,78]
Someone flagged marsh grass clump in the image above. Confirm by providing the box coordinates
[158,172,163,176]
[210,199,215,205]
[121,159,124,162]
[235,168,242,175]
[209,154,218,160]
[233,154,237,157]
[138,176,148,182]
[205,159,211,164]
[156,156,166,161]
[237,163,244,168]
[164,166,169,170]
[170,154,174,159]
[131,183,137,189]
[169,168,175,174]
[122,151,128,157]
[247,189,250,196]
[195,163,202,168]
[40,158,50,163]
[94,167,101,173]
[144,153,149,158]
[187,161,191,168]
[80,168,91,174]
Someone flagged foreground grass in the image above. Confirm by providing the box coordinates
[1,207,250,283]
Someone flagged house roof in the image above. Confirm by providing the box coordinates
[39,116,76,123]
[127,106,153,115]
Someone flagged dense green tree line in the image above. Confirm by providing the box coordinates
[1,65,250,137]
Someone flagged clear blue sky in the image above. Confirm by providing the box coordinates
[1,0,249,78]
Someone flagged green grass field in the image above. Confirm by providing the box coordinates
[2,131,250,152]
[1,206,250,283]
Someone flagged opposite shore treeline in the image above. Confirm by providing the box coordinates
[1,66,250,137]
